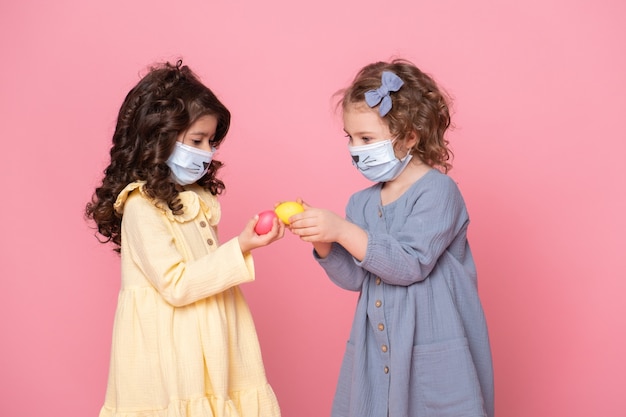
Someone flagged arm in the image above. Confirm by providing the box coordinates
[290,202,369,291]
[122,194,283,306]
[290,202,368,260]
[314,242,368,291]
[292,177,468,287]
[358,180,468,286]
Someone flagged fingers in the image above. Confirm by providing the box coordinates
[287,197,311,210]
[247,214,260,232]
[290,221,318,239]
[261,217,285,242]
[270,217,285,239]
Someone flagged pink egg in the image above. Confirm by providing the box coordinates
[254,210,277,235]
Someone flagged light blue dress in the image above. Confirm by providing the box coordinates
[316,169,494,417]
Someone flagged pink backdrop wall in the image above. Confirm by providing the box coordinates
[1,0,625,415]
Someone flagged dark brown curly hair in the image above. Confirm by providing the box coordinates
[85,60,231,251]
[339,59,453,173]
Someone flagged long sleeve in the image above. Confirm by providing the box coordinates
[315,243,367,291]
[349,172,469,286]
[121,191,254,307]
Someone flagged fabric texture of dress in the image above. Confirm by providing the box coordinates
[316,169,494,417]
[99,181,281,417]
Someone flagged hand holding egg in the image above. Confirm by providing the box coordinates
[274,201,304,225]
[254,201,305,235]
[254,210,278,235]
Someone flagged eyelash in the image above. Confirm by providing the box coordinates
[345,134,373,144]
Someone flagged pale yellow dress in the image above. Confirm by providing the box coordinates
[99,182,281,417]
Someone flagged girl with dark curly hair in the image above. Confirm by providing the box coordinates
[289,59,494,417]
[86,61,283,417]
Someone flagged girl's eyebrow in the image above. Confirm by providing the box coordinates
[345,129,376,137]
[188,130,211,136]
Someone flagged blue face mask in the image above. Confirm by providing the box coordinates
[166,142,215,185]
[348,139,413,182]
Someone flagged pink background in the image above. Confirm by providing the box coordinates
[1,0,625,415]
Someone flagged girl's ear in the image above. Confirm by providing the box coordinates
[405,130,419,150]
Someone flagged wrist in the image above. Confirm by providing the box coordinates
[337,221,368,261]
[238,236,252,254]
[313,242,332,258]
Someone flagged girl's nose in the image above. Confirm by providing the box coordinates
[199,142,213,152]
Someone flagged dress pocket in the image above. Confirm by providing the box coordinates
[410,337,486,417]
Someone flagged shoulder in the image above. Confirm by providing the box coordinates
[413,169,463,200]
[423,168,458,188]
[114,182,151,215]
[116,184,166,228]
[409,170,468,220]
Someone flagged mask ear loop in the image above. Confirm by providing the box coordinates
[390,138,412,160]
[400,148,413,162]
[177,127,189,146]
[399,130,419,161]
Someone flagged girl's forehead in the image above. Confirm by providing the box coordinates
[185,114,218,134]
[343,102,389,133]
[343,101,372,114]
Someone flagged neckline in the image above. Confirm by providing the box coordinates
[379,168,437,208]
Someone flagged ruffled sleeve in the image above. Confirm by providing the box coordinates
[114,182,146,215]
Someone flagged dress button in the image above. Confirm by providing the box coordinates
[207,238,214,245]
[378,210,382,217]
[384,366,389,374]
[375,300,382,308]
[376,277,382,285]
[381,344,388,353]
[199,221,207,227]
[378,323,384,331]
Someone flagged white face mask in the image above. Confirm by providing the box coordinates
[166,142,215,185]
[348,139,413,183]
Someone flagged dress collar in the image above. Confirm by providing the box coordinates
[114,181,220,224]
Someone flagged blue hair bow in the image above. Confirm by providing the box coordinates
[364,71,404,117]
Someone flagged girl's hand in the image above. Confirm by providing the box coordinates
[238,214,285,254]
[288,201,346,243]
[289,198,368,261]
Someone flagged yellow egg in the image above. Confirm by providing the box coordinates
[274,201,304,225]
